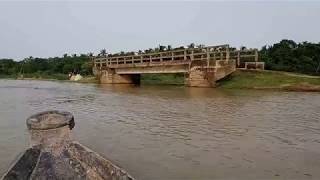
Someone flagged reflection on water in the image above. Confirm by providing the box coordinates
[0,80,320,179]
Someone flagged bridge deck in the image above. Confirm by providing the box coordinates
[93,45,258,70]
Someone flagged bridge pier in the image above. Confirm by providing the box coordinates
[100,69,140,84]
[185,60,236,87]
[185,69,215,87]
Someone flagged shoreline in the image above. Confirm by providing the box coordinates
[1,70,320,92]
[0,76,99,84]
[217,70,320,92]
[218,85,320,92]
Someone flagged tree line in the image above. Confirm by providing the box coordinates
[0,39,319,79]
[260,39,320,75]
[0,54,93,79]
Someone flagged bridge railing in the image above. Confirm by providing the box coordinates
[93,45,258,69]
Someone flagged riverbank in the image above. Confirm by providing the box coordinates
[141,70,320,92]
[218,70,320,92]
[1,70,320,91]
[0,73,69,80]
[0,73,99,84]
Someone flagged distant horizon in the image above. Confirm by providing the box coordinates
[1,1,320,60]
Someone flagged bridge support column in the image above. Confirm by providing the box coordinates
[185,60,236,87]
[185,69,216,87]
[100,69,140,84]
[92,67,100,77]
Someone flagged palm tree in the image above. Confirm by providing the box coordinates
[159,45,166,52]
[188,43,195,48]
[100,49,107,57]
[240,46,247,51]
[197,44,205,48]
[154,47,160,52]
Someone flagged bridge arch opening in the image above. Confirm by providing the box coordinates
[141,73,185,85]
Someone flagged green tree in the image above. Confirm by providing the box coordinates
[100,49,107,57]
[260,39,320,75]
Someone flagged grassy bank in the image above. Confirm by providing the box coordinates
[0,74,17,79]
[0,74,64,80]
[0,73,70,80]
[141,74,185,85]
[0,73,99,84]
[219,70,320,91]
[140,71,320,92]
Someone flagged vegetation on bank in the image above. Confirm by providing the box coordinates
[0,72,68,80]
[0,54,92,79]
[260,40,320,75]
[219,70,320,91]
[138,70,320,91]
[141,74,184,85]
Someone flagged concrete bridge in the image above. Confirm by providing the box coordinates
[92,44,258,87]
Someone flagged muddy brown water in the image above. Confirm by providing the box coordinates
[0,79,320,180]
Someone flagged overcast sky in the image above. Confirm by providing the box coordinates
[0,1,319,60]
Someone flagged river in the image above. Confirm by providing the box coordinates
[0,79,320,180]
